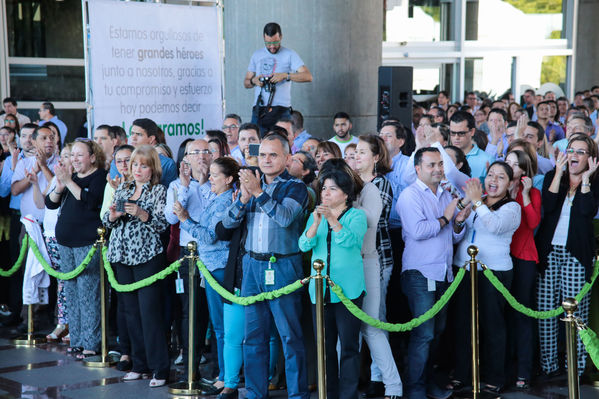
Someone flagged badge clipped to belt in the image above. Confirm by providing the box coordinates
[265,255,276,286]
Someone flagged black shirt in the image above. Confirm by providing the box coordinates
[45,168,107,247]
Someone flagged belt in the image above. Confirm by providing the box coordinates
[248,251,301,262]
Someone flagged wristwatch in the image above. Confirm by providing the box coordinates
[286,72,290,81]
[472,200,483,211]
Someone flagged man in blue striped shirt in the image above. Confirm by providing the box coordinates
[223,132,309,399]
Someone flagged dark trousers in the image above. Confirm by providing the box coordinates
[178,246,209,378]
[315,296,363,399]
[114,256,170,379]
[508,257,537,380]
[7,213,24,317]
[116,292,131,356]
[454,269,513,387]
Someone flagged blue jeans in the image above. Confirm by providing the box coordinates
[242,253,308,399]
[204,267,225,381]
[223,302,280,389]
[401,270,449,399]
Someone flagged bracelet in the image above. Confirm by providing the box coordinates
[249,77,256,87]
[440,216,449,226]
[456,220,465,228]
[457,199,465,210]
[582,182,591,187]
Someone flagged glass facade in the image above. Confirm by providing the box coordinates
[383,0,573,101]
[9,65,85,101]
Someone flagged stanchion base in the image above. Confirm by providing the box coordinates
[168,381,204,396]
[12,334,46,346]
[82,353,119,368]
[455,390,501,399]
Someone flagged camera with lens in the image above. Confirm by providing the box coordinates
[259,75,275,92]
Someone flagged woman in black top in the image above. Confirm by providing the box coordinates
[45,139,107,359]
[535,134,599,376]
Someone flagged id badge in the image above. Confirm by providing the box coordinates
[265,269,275,286]
[427,278,436,292]
[175,272,184,294]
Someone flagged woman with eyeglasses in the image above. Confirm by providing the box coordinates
[535,134,599,377]
[45,139,107,360]
[103,145,170,387]
[3,113,20,134]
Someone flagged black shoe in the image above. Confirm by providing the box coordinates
[363,381,385,398]
[116,359,132,371]
[217,389,238,399]
[199,381,223,396]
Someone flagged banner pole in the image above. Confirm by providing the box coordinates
[84,227,117,367]
[468,245,481,399]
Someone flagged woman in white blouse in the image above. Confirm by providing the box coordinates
[450,161,521,394]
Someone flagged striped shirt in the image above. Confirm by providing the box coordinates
[372,175,394,274]
[222,170,308,254]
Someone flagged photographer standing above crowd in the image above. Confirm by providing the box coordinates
[244,22,312,133]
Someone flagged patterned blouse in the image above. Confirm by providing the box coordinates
[103,181,169,266]
[372,175,394,277]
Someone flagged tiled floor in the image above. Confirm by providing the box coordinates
[1,335,599,398]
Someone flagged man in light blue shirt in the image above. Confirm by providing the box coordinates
[38,102,67,143]
[449,111,492,181]
[398,147,467,399]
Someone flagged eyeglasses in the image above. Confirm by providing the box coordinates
[222,124,239,131]
[5,120,16,124]
[449,130,469,137]
[115,158,131,165]
[566,148,590,156]
[186,149,210,156]
[264,40,281,46]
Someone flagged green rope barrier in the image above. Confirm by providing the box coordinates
[29,235,96,280]
[102,247,182,292]
[197,259,307,305]
[580,328,599,370]
[330,267,466,332]
[482,262,599,319]
[0,235,28,277]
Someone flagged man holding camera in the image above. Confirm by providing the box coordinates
[244,22,312,134]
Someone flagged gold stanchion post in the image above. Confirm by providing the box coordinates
[13,304,46,346]
[563,298,580,399]
[313,259,327,399]
[468,245,481,398]
[169,241,203,396]
[84,227,117,367]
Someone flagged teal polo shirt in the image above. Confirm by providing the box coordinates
[466,144,493,181]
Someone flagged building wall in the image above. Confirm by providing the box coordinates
[575,0,599,91]
[223,0,383,139]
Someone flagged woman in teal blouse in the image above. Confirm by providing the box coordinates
[299,161,367,399]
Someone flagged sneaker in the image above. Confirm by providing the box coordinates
[427,383,453,399]
[174,353,183,365]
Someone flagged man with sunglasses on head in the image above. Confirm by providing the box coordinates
[449,111,492,181]
[245,22,312,133]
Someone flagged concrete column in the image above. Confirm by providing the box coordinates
[574,0,599,91]
[223,0,383,139]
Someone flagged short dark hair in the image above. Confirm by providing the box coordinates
[525,89,535,95]
[527,121,545,142]
[318,159,363,205]
[109,125,127,142]
[41,102,56,115]
[296,150,317,185]
[488,161,514,182]
[238,122,260,136]
[445,145,471,176]
[333,112,351,122]
[414,147,440,167]
[537,100,552,109]
[32,125,53,140]
[380,121,407,140]
[2,97,16,106]
[205,129,228,144]
[224,113,242,124]
[488,108,507,121]
[132,118,159,139]
[439,90,449,98]
[20,123,38,136]
[507,121,518,129]
[291,110,304,131]
[263,22,282,37]
[96,124,112,135]
[268,125,289,139]
[450,110,476,130]
[591,85,599,92]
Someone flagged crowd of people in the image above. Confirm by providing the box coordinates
[1,20,599,399]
